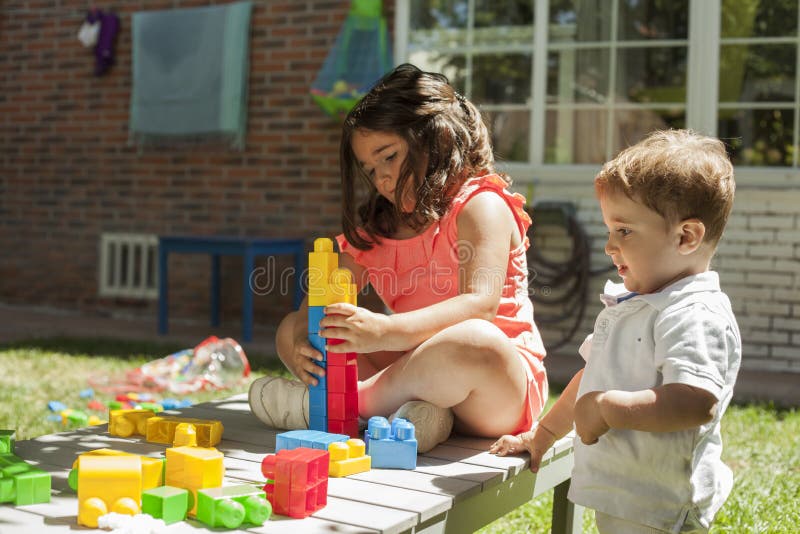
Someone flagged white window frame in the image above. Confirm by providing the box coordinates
[395,0,800,186]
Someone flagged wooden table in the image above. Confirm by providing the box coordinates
[3,394,582,533]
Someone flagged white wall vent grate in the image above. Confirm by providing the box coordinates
[98,233,159,299]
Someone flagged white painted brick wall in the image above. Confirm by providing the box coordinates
[515,182,800,375]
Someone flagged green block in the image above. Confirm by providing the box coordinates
[0,455,50,505]
[0,476,15,503]
[196,485,271,528]
[0,430,14,454]
[13,468,51,505]
[142,485,189,525]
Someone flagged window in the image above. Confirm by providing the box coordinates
[397,0,800,173]
[718,0,799,166]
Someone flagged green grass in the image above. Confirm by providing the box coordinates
[1,337,797,532]
[0,337,289,440]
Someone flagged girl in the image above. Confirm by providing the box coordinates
[250,64,547,452]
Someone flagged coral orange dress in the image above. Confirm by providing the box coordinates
[336,174,547,433]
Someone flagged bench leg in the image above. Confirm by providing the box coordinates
[242,249,255,342]
[551,478,583,534]
[158,246,169,335]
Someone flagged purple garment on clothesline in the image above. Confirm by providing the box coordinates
[87,9,120,76]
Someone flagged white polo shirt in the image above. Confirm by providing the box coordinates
[569,271,741,532]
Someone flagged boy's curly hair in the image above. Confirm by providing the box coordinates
[595,129,735,247]
[340,63,503,250]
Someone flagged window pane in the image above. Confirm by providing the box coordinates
[721,0,797,38]
[547,49,609,103]
[484,110,530,162]
[613,109,686,154]
[549,0,612,42]
[616,47,687,103]
[472,54,532,104]
[409,0,469,48]
[718,108,794,166]
[407,52,467,94]
[474,0,534,46]
[545,108,607,164]
[719,44,796,103]
[618,0,689,40]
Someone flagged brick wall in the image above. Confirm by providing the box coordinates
[525,182,800,375]
[0,1,373,327]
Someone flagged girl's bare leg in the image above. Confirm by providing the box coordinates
[358,319,529,437]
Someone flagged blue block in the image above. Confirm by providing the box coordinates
[47,401,67,412]
[309,385,327,414]
[308,333,326,356]
[309,415,327,432]
[276,429,349,451]
[365,417,417,469]
[308,306,325,335]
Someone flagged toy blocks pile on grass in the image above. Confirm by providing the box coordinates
[261,447,329,518]
[308,238,360,438]
[365,416,417,469]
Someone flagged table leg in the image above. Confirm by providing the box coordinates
[242,248,255,342]
[211,254,221,327]
[158,245,169,335]
[293,245,305,310]
[551,478,583,534]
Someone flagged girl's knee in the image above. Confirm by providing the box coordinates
[435,319,514,366]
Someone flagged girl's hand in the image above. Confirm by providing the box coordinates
[491,426,557,473]
[319,303,392,354]
[287,334,326,386]
[574,391,610,444]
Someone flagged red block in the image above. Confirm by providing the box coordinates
[260,447,329,518]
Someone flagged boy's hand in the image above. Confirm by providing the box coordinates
[490,426,557,473]
[574,391,610,444]
[489,434,523,456]
[320,303,391,354]
[287,335,325,386]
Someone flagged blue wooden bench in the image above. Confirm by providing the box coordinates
[157,236,306,342]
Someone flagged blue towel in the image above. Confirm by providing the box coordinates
[129,1,252,148]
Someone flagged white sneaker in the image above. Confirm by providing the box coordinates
[390,401,453,453]
[248,376,309,430]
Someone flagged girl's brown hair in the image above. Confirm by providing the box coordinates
[340,63,503,250]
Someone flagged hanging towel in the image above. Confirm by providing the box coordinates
[129,1,252,148]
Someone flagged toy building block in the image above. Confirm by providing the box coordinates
[0,430,14,454]
[260,447,328,518]
[0,454,51,506]
[76,454,141,528]
[307,239,361,436]
[165,445,224,516]
[109,409,158,438]
[60,408,89,427]
[196,484,271,528]
[68,448,164,493]
[146,416,223,448]
[275,429,349,452]
[328,438,371,477]
[142,485,190,524]
[365,417,417,469]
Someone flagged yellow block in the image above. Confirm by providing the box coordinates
[109,409,157,438]
[77,455,142,528]
[308,237,339,306]
[145,416,223,447]
[328,438,371,477]
[72,448,164,491]
[165,445,224,516]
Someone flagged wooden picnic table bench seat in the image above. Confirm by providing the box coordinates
[4,394,581,533]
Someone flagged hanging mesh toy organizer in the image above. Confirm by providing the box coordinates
[310,0,393,118]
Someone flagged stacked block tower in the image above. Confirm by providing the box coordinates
[307,238,359,437]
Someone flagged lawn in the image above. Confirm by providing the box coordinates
[1,337,797,533]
